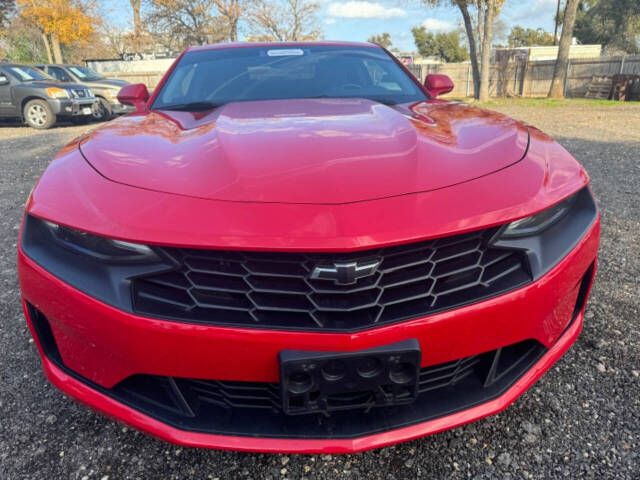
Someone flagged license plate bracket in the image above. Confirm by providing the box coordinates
[279,339,421,416]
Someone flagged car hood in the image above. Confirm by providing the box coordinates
[19,80,88,90]
[79,98,529,204]
[88,78,129,89]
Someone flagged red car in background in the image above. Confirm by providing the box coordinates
[18,42,599,453]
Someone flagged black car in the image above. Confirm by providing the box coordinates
[36,64,133,121]
[0,63,97,129]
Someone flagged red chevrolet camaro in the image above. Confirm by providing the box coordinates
[18,42,600,453]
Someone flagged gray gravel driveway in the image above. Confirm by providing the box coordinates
[0,103,638,479]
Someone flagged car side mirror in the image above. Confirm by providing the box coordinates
[0,75,8,86]
[117,83,150,112]
[424,74,454,98]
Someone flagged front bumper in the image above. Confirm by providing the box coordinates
[50,98,97,117]
[18,217,599,453]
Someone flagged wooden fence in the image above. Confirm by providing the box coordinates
[408,55,640,98]
[99,55,640,99]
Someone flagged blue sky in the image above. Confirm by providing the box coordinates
[105,0,560,52]
[319,0,559,51]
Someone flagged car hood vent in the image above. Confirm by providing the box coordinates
[79,98,529,205]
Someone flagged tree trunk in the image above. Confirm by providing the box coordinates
[230,21,238,41]
[476,0,484,60]
[549,0,579,98]
[130,0,143,54]
[553,0,561,45]
[479,0,496,102]
[230,0,239,41]
[456,0,480,99]
[51,33,63,63]
[41,33,53,63]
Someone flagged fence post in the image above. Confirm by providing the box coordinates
[563,58,571,97]
[619,56,626,74]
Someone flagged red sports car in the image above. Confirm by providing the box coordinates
[18,42,600,453]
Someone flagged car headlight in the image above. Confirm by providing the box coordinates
[493,187,598,279]
[46,87,70,99]
[87,88,94,97]
[21,215,170,310]
[501,194,576,239]
[41,220,158,262]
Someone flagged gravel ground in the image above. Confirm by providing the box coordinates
[0,103,638,479]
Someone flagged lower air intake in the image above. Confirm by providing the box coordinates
[109,340,546,439]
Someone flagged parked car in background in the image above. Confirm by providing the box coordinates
[0,63,96,129]
[36,64,133,121]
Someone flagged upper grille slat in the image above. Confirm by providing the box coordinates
[131,227,531,331]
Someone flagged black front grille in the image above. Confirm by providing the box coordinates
[110,340,546,439]
[132,228,531,331]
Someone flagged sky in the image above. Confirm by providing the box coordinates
[104,0,561,53]
[320,0,559,51]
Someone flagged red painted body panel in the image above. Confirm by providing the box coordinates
[19,218,599,389]
[26,301,589,454]
[26,127,587,251]
[18,42,600,452]
[78,100,528,204]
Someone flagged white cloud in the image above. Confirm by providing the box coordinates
[421,18,454,32]
[327,2,407,20]
[508,0,556,23]
[324,18,337,25]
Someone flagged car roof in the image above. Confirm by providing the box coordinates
[186,41,380,53]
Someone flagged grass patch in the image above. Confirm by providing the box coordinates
[447,97,636,108]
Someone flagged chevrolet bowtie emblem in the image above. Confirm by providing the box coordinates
[310,259,381,285]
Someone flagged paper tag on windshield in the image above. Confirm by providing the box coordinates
[267,49,304,57]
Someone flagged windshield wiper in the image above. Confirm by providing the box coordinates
[159,101,223,112]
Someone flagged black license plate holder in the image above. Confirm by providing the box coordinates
[279,339,421,416]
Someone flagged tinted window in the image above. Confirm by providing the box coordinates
[48,66,72,82]
[68,66,104,81]
[153,46,426,109]
[6,66,51,81]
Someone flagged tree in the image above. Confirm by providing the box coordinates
[0,14,51,63]
[412,26,469,62]
[412,26,437,57]
[214,0,245,42]
[478,0,496,101]
[247,0,321,41]
[549,0,579,97]
[421,1,504,100]
[17,0,96,63]
[572,0,640,54]
[128,0,150,54]
[0,0,14,27]
[507,25,555,47]
[146,0,226,49]
[367,32,393,49]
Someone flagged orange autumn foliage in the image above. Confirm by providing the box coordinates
[18,0,94,45]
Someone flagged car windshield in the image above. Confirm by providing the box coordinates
[68,66,105,81]
[6,66,51,81]
[152,45,427,110]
